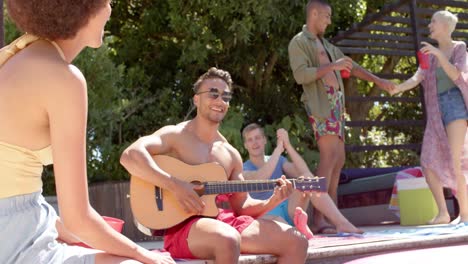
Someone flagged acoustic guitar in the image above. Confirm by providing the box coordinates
[129,155,326,230]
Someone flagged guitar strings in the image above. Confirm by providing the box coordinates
[202,179,321,194]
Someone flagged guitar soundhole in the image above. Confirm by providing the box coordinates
[155,186,163,211]
[191,180,205,196]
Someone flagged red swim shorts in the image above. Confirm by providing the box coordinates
[163,209,254,259]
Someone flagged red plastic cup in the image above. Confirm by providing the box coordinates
[417,51,429,69]
[72,216,125,248]
[102,216,125,233]
[340,69,351,79]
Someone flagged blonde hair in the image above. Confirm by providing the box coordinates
[433,10,458,34]
[242,123,264,141]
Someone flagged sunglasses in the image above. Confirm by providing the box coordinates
[196,87,233,103]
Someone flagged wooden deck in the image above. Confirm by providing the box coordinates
[137,224,468,264]
[45,186,468,263]
[47,181,467,263]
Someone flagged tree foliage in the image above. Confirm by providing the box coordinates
[106,0,420,169]
[3,1,425,194]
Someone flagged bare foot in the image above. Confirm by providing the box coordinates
[335,222,364,234]
[312,214,362,234]
[293,207,314,240]
[311,213,337,234]
[311,224,336,234]
[427,214,450,225]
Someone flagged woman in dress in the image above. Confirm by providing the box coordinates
[391,10,468,225]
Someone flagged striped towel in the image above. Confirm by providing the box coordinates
[388,167,423,217]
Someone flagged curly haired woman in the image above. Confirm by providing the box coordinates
[0,1,175,263]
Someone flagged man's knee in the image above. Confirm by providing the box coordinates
[213,228,241,253]
[283,231,309,255]
[189,221,241,259]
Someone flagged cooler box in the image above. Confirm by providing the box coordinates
[397,177,437,226]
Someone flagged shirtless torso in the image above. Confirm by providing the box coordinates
[120,72,309,264]
[159,122,238,180]
[315,38,340,90]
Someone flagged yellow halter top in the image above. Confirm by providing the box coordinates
[0,34,63,198]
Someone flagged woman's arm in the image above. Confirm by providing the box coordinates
[421,41,462,81]
[55,217,81,244]
[45,65,172,263]
[393,69,424,95]
[450,42,468,89]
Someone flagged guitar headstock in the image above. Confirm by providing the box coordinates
[293,177,327,192]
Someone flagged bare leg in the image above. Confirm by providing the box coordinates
[260,214,289,224]
[287,183,361,234]
[309,192,362,233]
[329,139,345,203]
[313,135,344,232]
[187,218,241,264]
[446,120,468,222]
[240,219,308,264]
[424,167,450,225]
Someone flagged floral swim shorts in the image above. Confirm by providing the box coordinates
[307,85,345,141]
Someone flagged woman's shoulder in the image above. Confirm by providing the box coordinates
[451,41,467,61]
[0,40,86,99]
[18,42,86,92]
[454,41,467,50]
[11,40,81,77]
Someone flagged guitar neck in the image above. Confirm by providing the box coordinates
[203,179,293,195]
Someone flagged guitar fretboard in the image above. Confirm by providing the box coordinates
[203,180,287,194]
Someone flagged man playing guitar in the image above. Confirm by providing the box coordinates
[120,67,310,263]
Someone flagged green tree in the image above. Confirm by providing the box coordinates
[107,0,419,169]
[1,0,4,47]
[3,1,425,195]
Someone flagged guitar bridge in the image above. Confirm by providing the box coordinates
[155,186,163,211]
